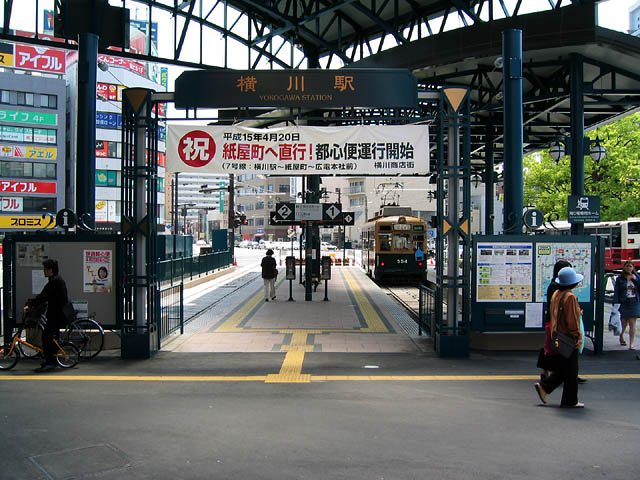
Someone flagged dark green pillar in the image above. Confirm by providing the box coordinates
[502,29,523,234]
[570,54,585,236]
[76,32,98,227]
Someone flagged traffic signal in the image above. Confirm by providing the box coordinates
[240,214,247,225]
[428,215,438,228]
[233,218,242,228]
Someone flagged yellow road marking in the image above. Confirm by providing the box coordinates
[1,374,638,382]
[342,269,389,333]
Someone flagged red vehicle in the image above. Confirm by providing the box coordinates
[539,218,640,271]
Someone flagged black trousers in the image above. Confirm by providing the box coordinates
[540,349,579,406]
[42,320,61,365]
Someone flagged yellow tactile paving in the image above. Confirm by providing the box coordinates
[342,269,389,333]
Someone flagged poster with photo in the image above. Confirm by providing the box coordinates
[476,242,533,302]
[83,249,112,293]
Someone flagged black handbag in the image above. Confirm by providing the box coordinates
[550,332,575,359]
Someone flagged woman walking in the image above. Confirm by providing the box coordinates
[534,266,584,408]
[613,260,640,350]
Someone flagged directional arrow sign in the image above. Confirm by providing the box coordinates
[270,211,299,226]
[322,203,342,222]
[342,212,355,226]
[275,202,295,221]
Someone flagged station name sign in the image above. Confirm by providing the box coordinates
[175,69,418,109]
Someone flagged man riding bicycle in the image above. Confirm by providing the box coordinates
[24,259,69,372]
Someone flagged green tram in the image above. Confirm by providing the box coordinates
[361,214,428,283]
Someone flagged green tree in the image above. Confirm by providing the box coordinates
[524,113,640,221]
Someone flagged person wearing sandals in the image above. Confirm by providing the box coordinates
[261,249,278,301]
[613,260,640,350]
[538,260,587,384]
[534,266,584,408]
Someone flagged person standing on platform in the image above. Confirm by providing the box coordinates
[535,266,584,408]
[261,249,277,302]
[24,259,69,373]
[613,260,640,350]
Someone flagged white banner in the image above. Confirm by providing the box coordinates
[166,124,429,176]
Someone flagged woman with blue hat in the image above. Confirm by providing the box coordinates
[535,266,584,408]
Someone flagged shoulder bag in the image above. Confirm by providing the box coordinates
[550,291,575,359]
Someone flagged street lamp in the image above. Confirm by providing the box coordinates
[548,137,607,164]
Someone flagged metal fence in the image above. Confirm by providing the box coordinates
[158,283,183,342]
[157,250,232,285]
[417,284,436,339]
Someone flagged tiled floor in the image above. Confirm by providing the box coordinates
[169,267,421,354]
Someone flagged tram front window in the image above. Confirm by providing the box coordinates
[379,234,391,251]
[393,234,411,251]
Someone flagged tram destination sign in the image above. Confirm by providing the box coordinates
[175,69,418,109]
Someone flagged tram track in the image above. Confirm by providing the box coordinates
[382,285,420,319]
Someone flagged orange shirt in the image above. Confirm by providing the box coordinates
[550,289,581,340]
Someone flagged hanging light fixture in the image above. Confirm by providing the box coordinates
[589,137,607,163]
[549,140,565,163]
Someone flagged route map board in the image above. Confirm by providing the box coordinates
[535,243,592,303]
[476,242,533,302]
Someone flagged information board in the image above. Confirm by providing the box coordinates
[535,242,591,302]
[476,242,533,302]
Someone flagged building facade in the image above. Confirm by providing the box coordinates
[0,71,66,233]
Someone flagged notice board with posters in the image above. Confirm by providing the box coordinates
[472,235,597,332]
[7,234,120,328]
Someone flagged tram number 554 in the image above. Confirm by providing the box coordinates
[397,259,408,264]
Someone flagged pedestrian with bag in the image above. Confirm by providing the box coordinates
[24,259,70,373]
[261,248,277,301]
[613,260,640,350]
[534,266,585,408]
[537,260,570,380]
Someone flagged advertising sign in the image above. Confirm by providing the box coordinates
[14,44,65,73]
[0,215,55,229]
[167,124,429,176]
[0,42,13,67]
[83,249,113,293]
[98,55,146,77]
[0,109,57,126]
[0,180,56,194]
[97,82,119,101]
[1,197,23,212]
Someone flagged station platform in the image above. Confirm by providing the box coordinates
[164,266,431,381]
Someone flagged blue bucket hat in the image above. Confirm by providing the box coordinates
[556,266,584,286]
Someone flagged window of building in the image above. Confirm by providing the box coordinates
[17,92,34,106]
[0,90,10,104]
[40,94,57,109]
[350,197,365,207]
[255,217,264,226]
[349,180,365,194]
[268,184,273,192]
[24,197,56,213]
[255,201,264,210]
[278,184,290,193]
[267,201,273,209]
[0,161,56,179]
[248,218,254,226]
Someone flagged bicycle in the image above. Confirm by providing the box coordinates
[0,320,80,371]
[63,312,105,360]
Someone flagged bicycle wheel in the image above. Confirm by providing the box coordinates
[55,341,80,368]
[19,326,42,358]
[65,319,104,359]
[0,344,20,370]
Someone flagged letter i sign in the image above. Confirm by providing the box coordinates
[178,130,216,168]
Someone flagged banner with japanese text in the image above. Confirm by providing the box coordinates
[167,125,429,176]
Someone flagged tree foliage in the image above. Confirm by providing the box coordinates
[523,113,640,221]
